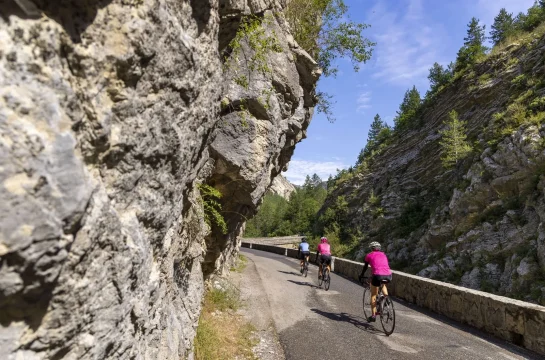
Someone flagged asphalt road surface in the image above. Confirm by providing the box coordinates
[241,248,544,360]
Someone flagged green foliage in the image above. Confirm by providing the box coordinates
[244,194,289,237]
[197,184,228,234]
[226,14,282,94]
[207,286,241,312]
[478,73,492,85]
[368,114,385,143]
[511,74,527,88]
[455,17,488,71]
[490,8,515,45]
[195,285,257,360]
[394,86,422,130]
[356,114,392,165]
[439,110,472,169]
[427,62,453,95]
[285,0,375,121]
[514,2,545,32]
[230,254,248,273]
[285,0,374,77]
[244,174,327,237]
[398,199,430,237]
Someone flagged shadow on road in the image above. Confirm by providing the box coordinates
[278,270,301,276]
[287,279,321,289]
[310,308,384,335]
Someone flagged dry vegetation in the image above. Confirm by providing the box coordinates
[194,256,257,360]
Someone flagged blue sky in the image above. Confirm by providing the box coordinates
[283,0,535,185]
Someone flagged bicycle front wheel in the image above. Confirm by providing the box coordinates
[362,287,372,319]
[318,268,323,287]
[324,269,330,291]
[380,297,396,336]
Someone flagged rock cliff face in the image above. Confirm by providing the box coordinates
[268,175,296,199]
[324,36,545,305]
[0,0,318,358]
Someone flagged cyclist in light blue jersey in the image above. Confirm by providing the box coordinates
[298,237,310,272]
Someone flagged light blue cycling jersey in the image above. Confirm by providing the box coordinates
[299,242,310,252]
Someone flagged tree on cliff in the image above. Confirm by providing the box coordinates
[490,8,515,45]
[455,18,487,71]
[368,114,386,142]
[427,62,453,95]
[394,86,421,130]
[513,3,545,32]
[439,110,472,168]
[285,0,375,121]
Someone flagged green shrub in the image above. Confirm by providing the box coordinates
[397,200,430,237]
[197,184,228,234]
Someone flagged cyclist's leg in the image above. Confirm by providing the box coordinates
[381,275,392,296]
[370,284,379,315]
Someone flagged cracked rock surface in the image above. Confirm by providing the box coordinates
[0,0,318,358]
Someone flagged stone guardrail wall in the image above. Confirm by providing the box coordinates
[241,235,303,244]
[241,242,545,356]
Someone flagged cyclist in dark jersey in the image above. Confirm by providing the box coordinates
[359,241,392,322]
[298,237,310,272]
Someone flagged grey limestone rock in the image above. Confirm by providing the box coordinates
[0,0,318,358]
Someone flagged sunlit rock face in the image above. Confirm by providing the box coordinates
[323,37,545,305]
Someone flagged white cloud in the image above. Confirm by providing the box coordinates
[366,0,447,86]
[357,91,372,112]
[283,159,348,185]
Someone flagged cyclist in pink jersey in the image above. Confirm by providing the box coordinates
[359,241,392,322]
[316,237,332,279]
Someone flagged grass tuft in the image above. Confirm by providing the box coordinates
[230,254,248,273]
[194,283,258,360]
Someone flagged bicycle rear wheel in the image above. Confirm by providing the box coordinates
[324,268,330,291]
[362,287,372,319]
[303,261,308,277]
[380,297,396,336]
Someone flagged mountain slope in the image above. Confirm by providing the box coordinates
[323,32,545,305]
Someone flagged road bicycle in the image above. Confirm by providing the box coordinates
[317,260,331,291]
[300,255,309,277]
[362,277,396,335]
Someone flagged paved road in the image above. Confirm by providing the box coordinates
[241,248,543,360]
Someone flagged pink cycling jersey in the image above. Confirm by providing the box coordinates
[364,251,392,276]
[317,243,331,256]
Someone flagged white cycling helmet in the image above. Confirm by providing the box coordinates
[369,241,381,250]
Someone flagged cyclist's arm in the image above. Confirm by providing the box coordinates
[360,262,369,279]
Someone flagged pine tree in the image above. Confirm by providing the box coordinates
[394,86,421,129]
[428,62,452,93]
[368,114,385,142]
[439,110,472,168]
[490,8,514,45]
[455,18,488,71]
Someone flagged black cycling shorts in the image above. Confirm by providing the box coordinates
[319,255,332,265]
[371,274,392,287]
[299,251,310,260]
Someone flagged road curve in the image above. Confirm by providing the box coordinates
[241,248,543,360]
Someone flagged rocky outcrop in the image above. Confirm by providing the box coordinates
[0,0,318,359]
[324,35,545,305]
[268,175,296,199]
